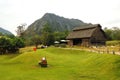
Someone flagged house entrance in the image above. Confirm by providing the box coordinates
[73,39,82,45]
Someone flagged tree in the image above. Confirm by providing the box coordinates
[12,37,25,48]
[111,27,120,40]
[40,23,54,46]
[16,23,26,37]
[31,35,41,48]
[0,37,11,54]
[0,36,25,54]
[53,31,69,41]
[104,27,112,40]
[104,27,120,40]
[41,32,54,46]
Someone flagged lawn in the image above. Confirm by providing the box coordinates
[0,47,120,80]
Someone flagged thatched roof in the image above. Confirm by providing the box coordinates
[66,24,101,39]
[73,24,101,31]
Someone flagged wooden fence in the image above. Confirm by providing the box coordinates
[88,46,120,55]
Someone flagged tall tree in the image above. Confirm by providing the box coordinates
[41,23,54,46]
[104,27,112,40]
[31,35,41,48]
[16,23,26,37]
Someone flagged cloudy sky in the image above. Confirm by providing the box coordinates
[0,0,120,34]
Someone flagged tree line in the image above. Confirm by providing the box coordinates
[24,23,69,48]
[23,24,120,48]
[104,27,120,40]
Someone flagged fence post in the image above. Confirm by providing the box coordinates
[98,50,100,53]
[107,49,109,54]
[103,50,104,53]
[113,50,115,55]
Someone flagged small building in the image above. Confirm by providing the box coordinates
[66,24,107,47]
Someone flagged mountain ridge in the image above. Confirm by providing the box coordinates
[24,13,88,37]
[0,27,13,35]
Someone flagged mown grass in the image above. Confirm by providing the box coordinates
[0,47,120,80]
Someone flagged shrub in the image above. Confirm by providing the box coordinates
[106,41,120,46]
[60,44,66,48]
[0,37,25,54]
[54,44,60,47]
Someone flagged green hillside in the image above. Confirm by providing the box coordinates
[0,47,120,80]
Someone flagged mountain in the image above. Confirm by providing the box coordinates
[0,27,13,35]
[24,13,88,36]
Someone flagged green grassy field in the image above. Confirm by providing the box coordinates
[0,47,120,80]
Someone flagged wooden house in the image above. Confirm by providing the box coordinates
[66,24,107,47]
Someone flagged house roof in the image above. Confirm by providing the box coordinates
[73,24,101,31]
[66,24,101,39]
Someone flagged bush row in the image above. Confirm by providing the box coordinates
[0,36,25,54]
